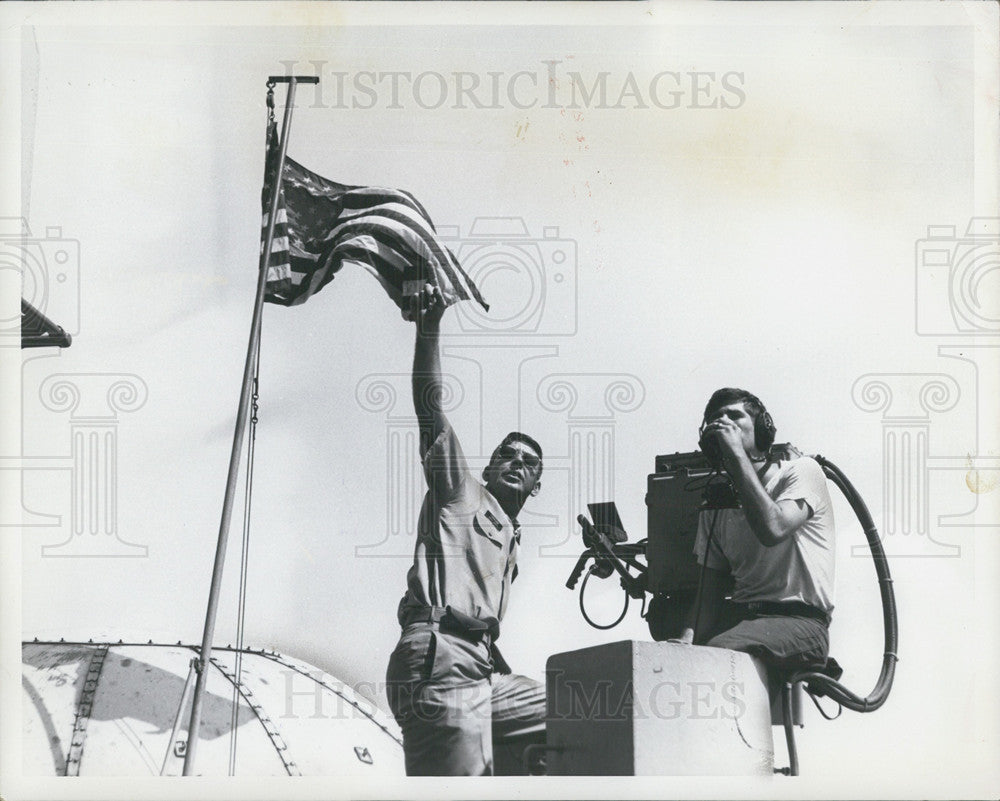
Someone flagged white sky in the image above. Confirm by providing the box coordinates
[2,2,999,799]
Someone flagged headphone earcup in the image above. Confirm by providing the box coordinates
[755,411,776,452]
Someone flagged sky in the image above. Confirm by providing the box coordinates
[2,2,999,799]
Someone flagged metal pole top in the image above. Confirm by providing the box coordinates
[268,76,320,84]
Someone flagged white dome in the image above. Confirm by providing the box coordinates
[22,640,404,777]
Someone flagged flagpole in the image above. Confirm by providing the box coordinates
[182,75,318,777]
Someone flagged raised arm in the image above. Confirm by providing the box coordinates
[723,451,811,546]
[703,418,811,547]
[410,283,448,455]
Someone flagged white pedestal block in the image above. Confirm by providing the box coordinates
[545,640,774,775]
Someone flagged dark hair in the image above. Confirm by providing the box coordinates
[702,387,777,453]
[489,431,544,476]
[703,387,767,423]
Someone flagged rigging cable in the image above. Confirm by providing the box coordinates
[228,336,263,775]
[227,81,275,777]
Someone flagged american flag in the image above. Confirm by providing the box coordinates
[260,123,488,312]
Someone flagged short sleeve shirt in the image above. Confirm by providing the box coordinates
[694,456,835,613]
[397,425,521,624]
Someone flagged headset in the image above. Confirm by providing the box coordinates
[698,390,777,465]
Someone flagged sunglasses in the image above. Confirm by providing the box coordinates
[496,445,541,470]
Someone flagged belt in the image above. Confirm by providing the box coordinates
[400,606,449,627]
[400,605,513,676]
[400,605,499,645]
[736,600,831,625]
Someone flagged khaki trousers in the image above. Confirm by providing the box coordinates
[386,622,546,776]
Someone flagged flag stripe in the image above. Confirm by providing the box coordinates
[260,124,487,312]
[325,208,480,305]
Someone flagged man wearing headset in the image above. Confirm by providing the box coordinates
[677,388,836,671]
[385,283,546,776]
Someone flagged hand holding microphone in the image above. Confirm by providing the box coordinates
[699,420,729,469]
[699,417,743,466]
[699,427,723,467]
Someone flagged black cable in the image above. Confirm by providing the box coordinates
[807,690,843,721]
[579,565,630,630]
[691,509,720,644]
[789,455,899,713]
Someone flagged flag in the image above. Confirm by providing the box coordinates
[260,123,488,312]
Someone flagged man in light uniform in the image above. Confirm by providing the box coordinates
[385,284,546,775]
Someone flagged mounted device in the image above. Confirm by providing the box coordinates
[565,444,898,775]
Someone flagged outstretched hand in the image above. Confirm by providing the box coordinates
[402,281,446,327]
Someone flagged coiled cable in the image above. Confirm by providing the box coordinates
[579,565,631,630]
[790,455,898,712]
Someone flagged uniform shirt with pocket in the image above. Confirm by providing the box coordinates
[397,426,520,626]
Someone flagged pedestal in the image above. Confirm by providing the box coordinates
[545,640,774,776]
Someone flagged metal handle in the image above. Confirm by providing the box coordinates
[565,552,591,589]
